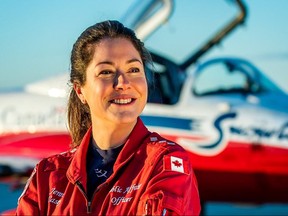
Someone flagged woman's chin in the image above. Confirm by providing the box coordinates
[109,112,139,125]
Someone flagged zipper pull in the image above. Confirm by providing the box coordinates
[87,201,92,214]
[144,200,151,216]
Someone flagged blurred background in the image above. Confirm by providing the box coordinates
[1,0,288,215]
[1,0,288,92]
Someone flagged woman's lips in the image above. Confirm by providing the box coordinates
[110,98,135,105]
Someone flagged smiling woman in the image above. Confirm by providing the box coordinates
[73,37,148,149]
[15,20,201,216]
[68,21,152,148]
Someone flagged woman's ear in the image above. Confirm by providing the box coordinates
[73,83,86,104]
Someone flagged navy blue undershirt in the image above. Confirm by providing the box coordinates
[86,140,124,200]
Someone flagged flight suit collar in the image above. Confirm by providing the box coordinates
[66,118,151,190]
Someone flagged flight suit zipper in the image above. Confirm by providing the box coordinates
[76,181,93,214]
[76,181,108,214]
[73,150,136,213]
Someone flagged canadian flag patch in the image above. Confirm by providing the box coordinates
[164,155,190,175]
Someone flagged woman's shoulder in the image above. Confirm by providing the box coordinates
[144,132,193,175]
[145,132,187,155]
[36,148,77,172]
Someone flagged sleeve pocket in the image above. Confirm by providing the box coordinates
[140,191,184,215]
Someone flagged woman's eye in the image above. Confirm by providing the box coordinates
[129,67,140,73]
[99,70,113,75]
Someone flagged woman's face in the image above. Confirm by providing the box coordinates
[75,37,148,127]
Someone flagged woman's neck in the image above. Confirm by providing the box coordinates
[91,120,137,150]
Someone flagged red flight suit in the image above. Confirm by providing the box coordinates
[16,118,201,215]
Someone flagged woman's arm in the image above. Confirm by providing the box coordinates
[16,166,40,215]
[137,151,201,215]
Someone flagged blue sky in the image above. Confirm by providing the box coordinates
[0,0,288,92]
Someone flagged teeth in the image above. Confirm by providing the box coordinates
[113,98,132,104]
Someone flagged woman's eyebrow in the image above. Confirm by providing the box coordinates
[95,58,142,67]
[96,61,114,67]
[127,58,143,65]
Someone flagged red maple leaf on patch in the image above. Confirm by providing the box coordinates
[172,160,182,168]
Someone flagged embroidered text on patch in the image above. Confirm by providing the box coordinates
[109,183,142,205]
[49,188,64,205]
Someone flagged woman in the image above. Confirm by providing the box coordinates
[16,20,201,215]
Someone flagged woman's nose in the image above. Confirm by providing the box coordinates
[114,72,130,90]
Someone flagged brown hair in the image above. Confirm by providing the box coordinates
[67,20,152,148]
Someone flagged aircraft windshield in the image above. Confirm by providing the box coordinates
[141,1,239,63]
[193,59,286,96]
[121,0,173,40]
